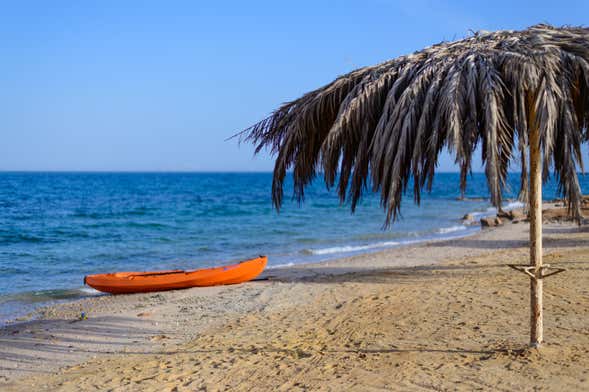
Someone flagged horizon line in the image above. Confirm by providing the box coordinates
[0,169,537,174]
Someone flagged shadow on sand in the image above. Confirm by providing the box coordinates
[0,315,160,376]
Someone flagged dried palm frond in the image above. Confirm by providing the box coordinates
[243,24,589,225]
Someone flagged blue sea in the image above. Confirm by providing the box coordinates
[0,172,585,323]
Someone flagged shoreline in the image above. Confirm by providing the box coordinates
[1,198,510,327]
[1,223,483,328]
[2,206,588,390]
[0,188,518,327]
[1,224,480,322]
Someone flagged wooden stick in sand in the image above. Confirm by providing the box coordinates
[528,108,543,347]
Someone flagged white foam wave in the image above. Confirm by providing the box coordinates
[504,201,525,210]
[266,262,294,270]
[437,225,468,234]
[306,241,402,256]
[78,287,101,295]
[465,200,525,220]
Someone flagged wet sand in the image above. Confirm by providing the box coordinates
[1,216,589,391]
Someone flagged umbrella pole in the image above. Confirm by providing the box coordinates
[529,120,543,347]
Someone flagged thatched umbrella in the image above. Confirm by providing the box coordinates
[242,24,589,347]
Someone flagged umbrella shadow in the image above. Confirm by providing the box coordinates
[118,343,524,361]
[428,229,589,249]
[429,238,529,249]
[0,315,163,376]
[259,262,509,286]
[542,225,589,234]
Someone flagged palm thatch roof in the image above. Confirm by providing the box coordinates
[243,24,589,225]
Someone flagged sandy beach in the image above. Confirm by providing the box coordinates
[1,209,589,391]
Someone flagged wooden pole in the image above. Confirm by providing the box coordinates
[529,117,543,347]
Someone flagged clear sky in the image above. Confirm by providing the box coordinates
[1,0,588,171]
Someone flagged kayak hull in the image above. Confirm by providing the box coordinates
[84,256,267,294]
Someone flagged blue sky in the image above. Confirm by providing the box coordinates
[1,0,587,171]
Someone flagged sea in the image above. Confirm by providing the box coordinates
[0,172,585,324]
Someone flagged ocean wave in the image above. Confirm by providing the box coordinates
[50,229,91,239]
[78,287,101,295]
[72,207,156,219]
[456,196,488,201]
[83,221,173,230]
[464,200,525,220]
[303,241,402,256]
[126,222,172,229]
[0,233,45,245]
[0,287,99,305]
[266,262,294,269]
[0,266,28,275]
[352,232,406,241]
[437,225,468,234]
[302,225,479,257]
[504,201,525,210]
[296,237,327,244]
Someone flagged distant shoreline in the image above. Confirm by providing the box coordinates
[0,170,510,174]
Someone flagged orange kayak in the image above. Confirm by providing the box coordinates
[84,256,267,294]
